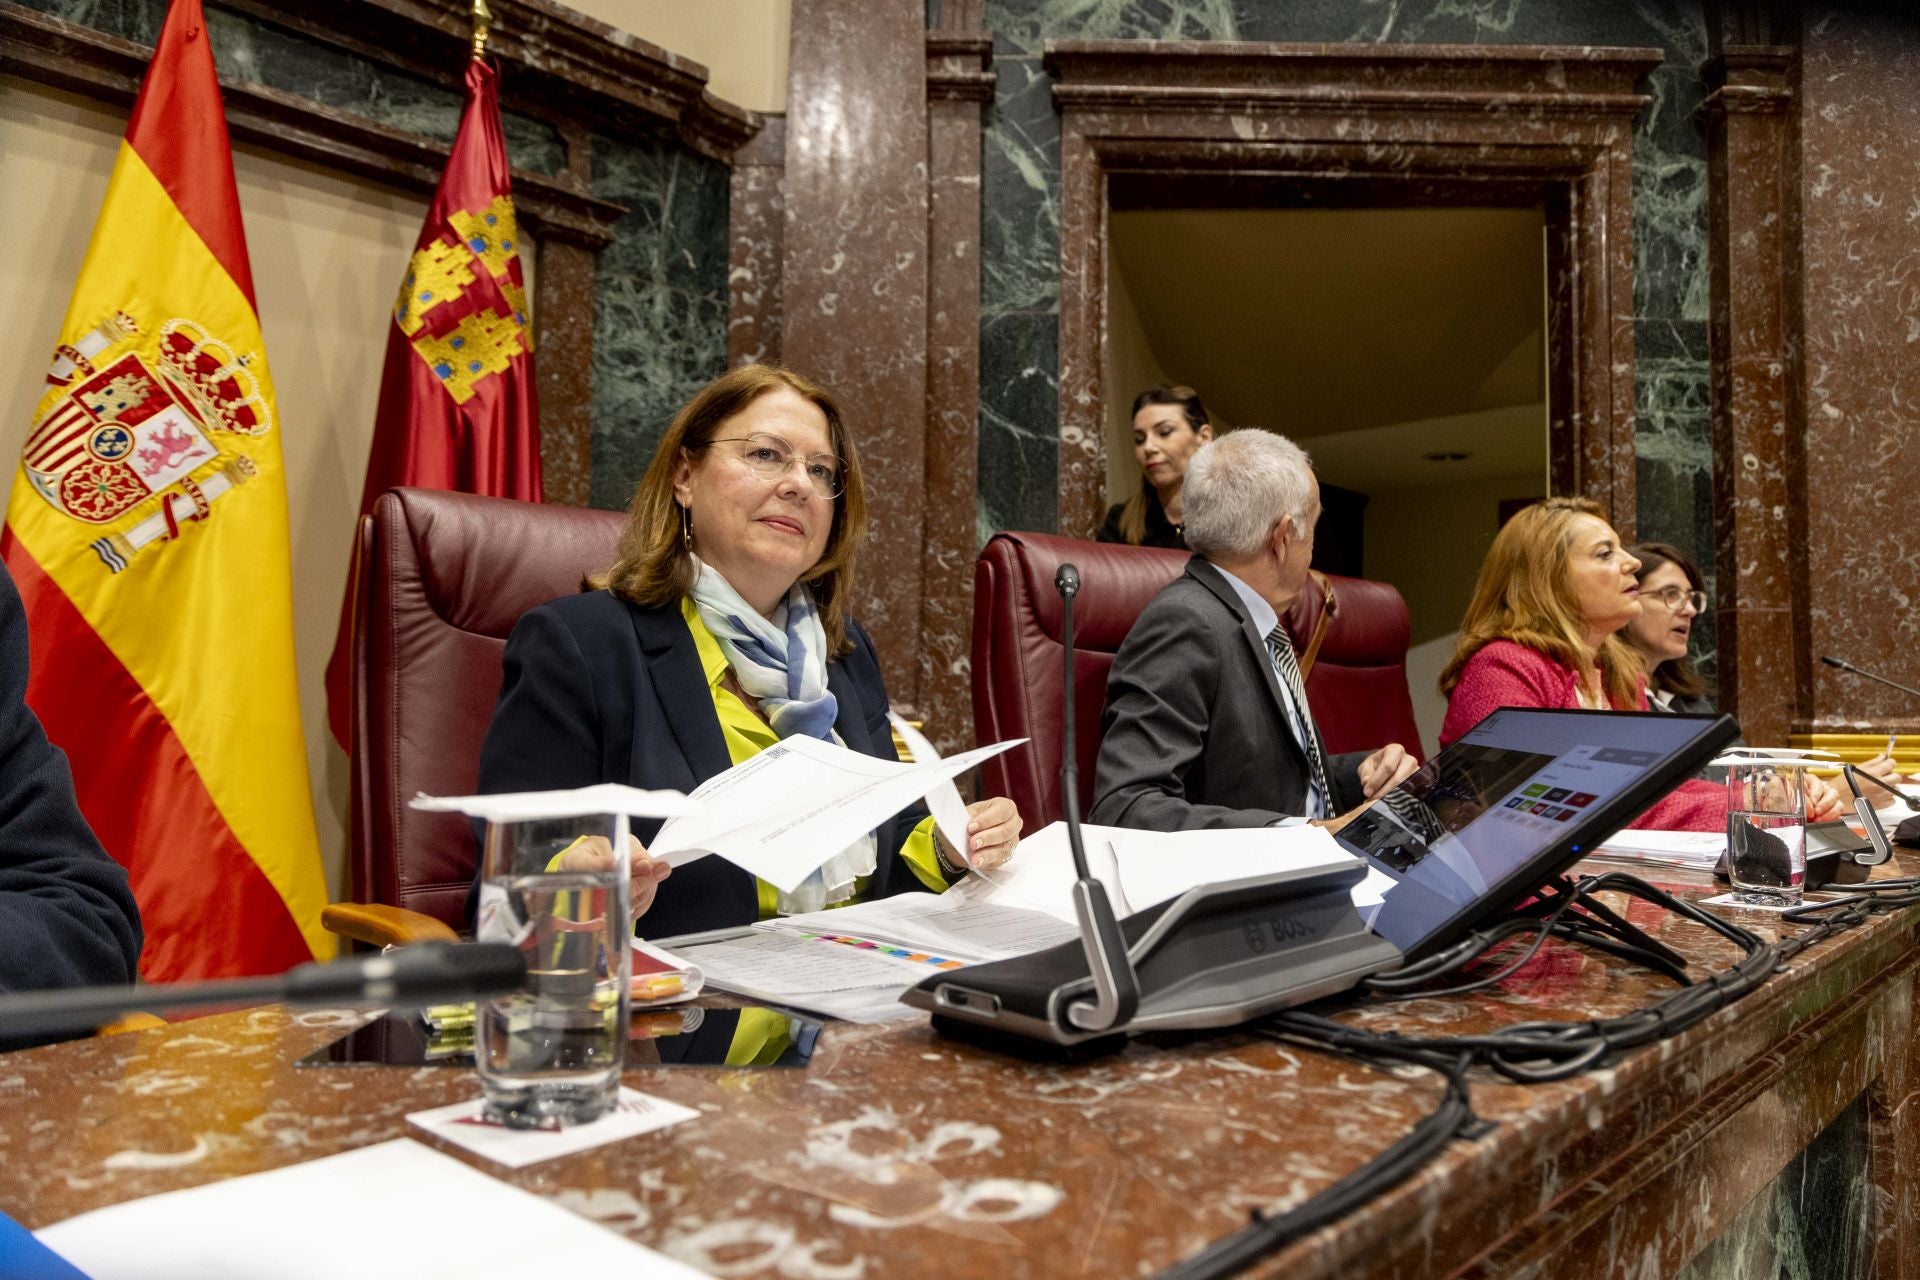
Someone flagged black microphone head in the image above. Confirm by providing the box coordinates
[430,942,528,997]
[1820,655,1848,670]
[1056,563,1080,598]
[284,942,527,1006]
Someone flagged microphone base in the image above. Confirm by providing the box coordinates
[905,861,1398,1048]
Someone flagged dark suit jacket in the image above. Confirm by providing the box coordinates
[470,590,925,937]
[0,560,142,1047]
[1089,557,1367,830]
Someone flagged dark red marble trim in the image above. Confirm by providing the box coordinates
[728,116,785,368]
[781,0,930,709]
[1700,46,1799,745]
[1046,41,1654,540]
[920,29,993,754]
[534,241,595,507]
[3,862,1917,1277]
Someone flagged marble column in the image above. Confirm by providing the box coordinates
[1796,7,1920,729]
[536,123,598,508]
[921,12,995,753]
[782,0,930,709]
[1699,48,1798,745]
[728,117,786,368]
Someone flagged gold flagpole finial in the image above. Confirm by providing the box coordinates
[471,0,493,59]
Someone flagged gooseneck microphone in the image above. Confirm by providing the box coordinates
[1055,562,1140,1033]
[1821,655,1920,702]
[0,942,526,1042]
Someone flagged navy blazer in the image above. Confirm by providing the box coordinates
[0,560,142,1048]
[470,589,925,937]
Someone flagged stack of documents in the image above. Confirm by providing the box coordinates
[1586,829,1726,868]
[417,735,1026,898]
[666,821,1372,1022]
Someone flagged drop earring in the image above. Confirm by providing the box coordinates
[680,504,693,552]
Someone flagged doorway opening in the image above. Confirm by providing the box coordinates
[1103,203,1550,753]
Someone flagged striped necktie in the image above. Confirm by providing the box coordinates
[1266,623,1331,814]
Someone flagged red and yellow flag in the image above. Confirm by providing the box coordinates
[2,0,332,980]
[322,54,542,746]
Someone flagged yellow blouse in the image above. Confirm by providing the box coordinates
[679,598,950,917]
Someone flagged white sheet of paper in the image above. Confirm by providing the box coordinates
[648,735,1025,892]
[758,891,1080,964]
[410,782,700,822]
[889,712,974,862]
[970,821,1362,921]
[1591,829,1726,866]
[34,1138,709,1280]
[407,1087,698,1169]
[684,930,933,994]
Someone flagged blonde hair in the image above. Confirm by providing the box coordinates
[590,364,868,655]
[1439,496,1643,709]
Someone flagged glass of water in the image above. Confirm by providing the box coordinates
[1725,762,1807,906]
[472,812,632,1128]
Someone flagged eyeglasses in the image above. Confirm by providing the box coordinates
[694,433,846,499]
[1646,585,1709,614]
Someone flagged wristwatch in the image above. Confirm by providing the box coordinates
[934,837,966,878]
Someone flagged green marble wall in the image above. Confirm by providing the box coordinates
[16,0,568,171]
[1675,1093,1873,1279]
[977,0,1718,672]
[14,0,732,515]
[587,137,731,511]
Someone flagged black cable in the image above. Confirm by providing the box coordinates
[1344,873,1781,1083]
[1364,876,1694,1000]
[1150,869,1920,1278]
[1151,1036,1479,1280]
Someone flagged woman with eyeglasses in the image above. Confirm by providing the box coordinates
[1627,543,1908,795]
[467,364,1022,937]
[1436,498,1853,829]
[1623,543,1714,714]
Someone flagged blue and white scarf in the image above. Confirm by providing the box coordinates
[688,558,876,912]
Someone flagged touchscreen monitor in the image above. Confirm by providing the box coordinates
[1338,708,1737,958]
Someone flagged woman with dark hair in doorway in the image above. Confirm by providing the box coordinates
[1097,383,1214,549]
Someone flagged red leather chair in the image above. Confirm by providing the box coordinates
[322,488,625,947]
[971,531,1423,831]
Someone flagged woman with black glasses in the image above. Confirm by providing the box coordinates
[1627,543,1906,792]
[467,364,1022,937]
[1623,543,1714,713]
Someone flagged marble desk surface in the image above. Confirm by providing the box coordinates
[2,859,1915,1279]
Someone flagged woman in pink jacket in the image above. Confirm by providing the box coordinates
[1436,497,1841,830]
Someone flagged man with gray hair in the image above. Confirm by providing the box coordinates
[1090,429,1417,831]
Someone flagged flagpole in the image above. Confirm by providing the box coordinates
[471,0,492,59]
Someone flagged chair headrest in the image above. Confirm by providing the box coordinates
[385,488,627,638]
[980,530,1188,652]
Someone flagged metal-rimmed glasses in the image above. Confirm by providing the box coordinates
[1645,585,1709,614]
[694,433,845,499]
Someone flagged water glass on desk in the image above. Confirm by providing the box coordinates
[1725,761,1807,906]
[472,813,632,1128]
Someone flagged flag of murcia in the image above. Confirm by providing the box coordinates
[2,0,332,980]
[323,55,542,748]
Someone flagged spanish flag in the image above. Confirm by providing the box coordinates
[1,0,332,980]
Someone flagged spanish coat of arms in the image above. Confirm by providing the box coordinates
[24,311,271,572]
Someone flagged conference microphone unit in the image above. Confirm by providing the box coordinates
[0,942,526,1043]
[1821,655,1920,703]
[904,563,1393,1052]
